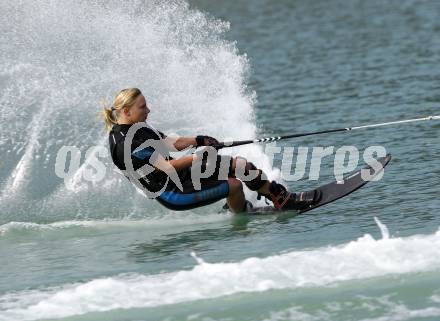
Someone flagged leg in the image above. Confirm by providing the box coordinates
[230,157,321,210]
[226,178,246,213]
[156,156,254,212]
[230,157,269,192]
[157,176,230,211]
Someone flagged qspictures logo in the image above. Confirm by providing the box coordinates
[54,124,387,198]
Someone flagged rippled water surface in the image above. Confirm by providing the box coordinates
[1,0,439,320]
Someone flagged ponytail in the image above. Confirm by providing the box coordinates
[100,88,142,131]
[101,105,118,131]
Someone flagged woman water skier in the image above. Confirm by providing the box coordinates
[102,88,320,213]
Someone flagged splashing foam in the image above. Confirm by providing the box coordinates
[1,220,439,320]
[0,0,277,221]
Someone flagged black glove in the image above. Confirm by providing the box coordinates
[195,135,220,147]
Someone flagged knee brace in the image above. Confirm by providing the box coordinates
[235,157,268,191]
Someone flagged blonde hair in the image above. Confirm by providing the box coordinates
[101,88,142,131]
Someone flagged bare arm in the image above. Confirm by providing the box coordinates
[168,155,196,171]
[172,137,197,151]
[163,135,218,151]
[151,154,196,174]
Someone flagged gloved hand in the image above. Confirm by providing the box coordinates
[195,135,220,147]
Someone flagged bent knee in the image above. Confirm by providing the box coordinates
[228,178,243,194]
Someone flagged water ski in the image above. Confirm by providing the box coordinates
[240,154,392,215]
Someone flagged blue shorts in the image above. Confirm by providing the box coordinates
[157,155,232,211]
[158,179,229,211]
